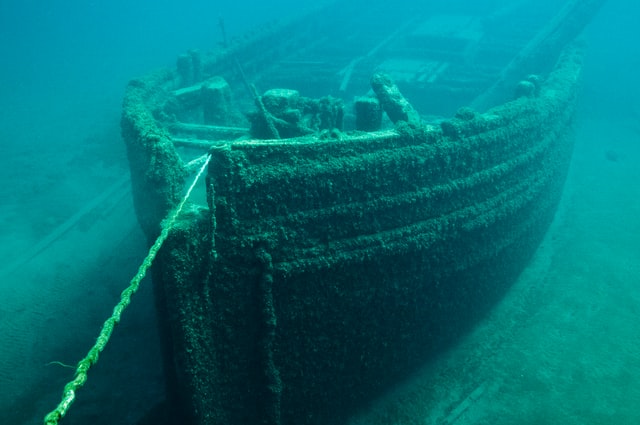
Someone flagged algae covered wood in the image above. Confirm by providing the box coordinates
[150,44,581,425]
[118,1,600,424]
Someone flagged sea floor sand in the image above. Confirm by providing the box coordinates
[0,127,164,425]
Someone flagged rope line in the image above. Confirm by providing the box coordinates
[44,154,212,425]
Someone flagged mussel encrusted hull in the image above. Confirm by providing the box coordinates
[150,45,581,425]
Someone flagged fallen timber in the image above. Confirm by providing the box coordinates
[121,1,606,424]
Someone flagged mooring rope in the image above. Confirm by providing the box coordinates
[256,248,282,425]
[43,153,212,425]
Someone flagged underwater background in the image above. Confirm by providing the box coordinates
[0,0,639,424]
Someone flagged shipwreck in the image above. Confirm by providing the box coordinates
[118,0,606,424]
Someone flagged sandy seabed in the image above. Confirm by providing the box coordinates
[0,124,165,425]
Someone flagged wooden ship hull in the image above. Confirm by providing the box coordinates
[121,1,605,424]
